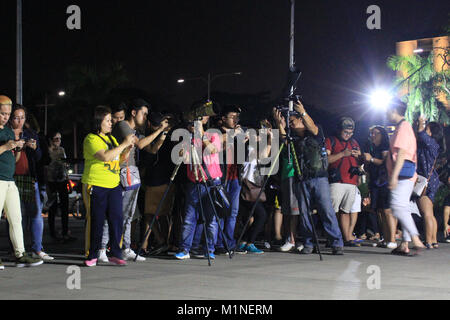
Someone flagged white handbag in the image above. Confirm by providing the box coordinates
[412,159,436,197]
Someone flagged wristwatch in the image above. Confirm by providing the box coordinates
[300,112,306,117]
[370,157,374,163]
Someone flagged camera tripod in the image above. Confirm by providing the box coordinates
[135,131,233,266]
[233,120,323,261]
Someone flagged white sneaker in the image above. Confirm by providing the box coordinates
[296,244,304,252]
[32,251,54,261]
[98,249,109,263]
[279,241,295,252]
[386,242,398,249]
[122,248,146,262]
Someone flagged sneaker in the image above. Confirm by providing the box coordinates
[84,258,97,267]
[190,248,205,258]
[279,241,295,252]
[445,233,450,243]
[332,247,344,255]
[386,242,398,249]
[0,259,4,270]
[246,243,264,254]
[175,251,190,260]
[98,249,109,263]
[32,251,54,261]
[215,247,228,255]
[148,244,169,256]
[109,256,127,266]
[235,242,247,254]
[15,253,44,267]
[205,252,215,260]
[296,244,304,252]
[122,248,146,262]
[299,246,314,254]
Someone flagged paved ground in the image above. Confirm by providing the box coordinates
[0,216,449,300]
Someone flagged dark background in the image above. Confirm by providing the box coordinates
[0,0,449,145]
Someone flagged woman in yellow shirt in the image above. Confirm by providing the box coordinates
[82,105,135,267]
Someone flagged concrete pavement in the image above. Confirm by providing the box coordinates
[0,217,449,300]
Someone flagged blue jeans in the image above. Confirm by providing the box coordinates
[294,177,343,248]
[181,182,218,253]
[215,179,241,249]
[21,182,44,253]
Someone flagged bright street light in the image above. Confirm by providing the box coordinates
[58,91,66,97]
[369,89,392,110]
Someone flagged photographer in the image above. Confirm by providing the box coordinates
[175,116,222,260]
[215,105,243,254]
[325,117,362,246]
[274,101,344,255]
[141,111,176,256]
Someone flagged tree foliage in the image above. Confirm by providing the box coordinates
[387,48,450,125]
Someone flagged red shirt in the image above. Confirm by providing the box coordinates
[325,137,360,185]
[15,150,30,175]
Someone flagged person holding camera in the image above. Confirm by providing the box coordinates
[97,99,158,263]
[140,111,175,256]
[274,101,344,255]
[214,105,243,254]
[175,116,222,260]
[362,126,392,246]
[9,104,54,261]
[325,117,362,247]
[82,105,135,267]
[0,95,43,268]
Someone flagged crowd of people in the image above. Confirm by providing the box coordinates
[0,93,449,269]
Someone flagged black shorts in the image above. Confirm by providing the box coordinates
[370,186,390,211]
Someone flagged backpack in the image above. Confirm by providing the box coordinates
[298,134,328,178]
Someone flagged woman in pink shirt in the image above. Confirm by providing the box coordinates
[386,100,426,256]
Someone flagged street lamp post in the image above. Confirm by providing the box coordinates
[36,91,65,135]
[177,72,242,101]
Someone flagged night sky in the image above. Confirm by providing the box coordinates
[0,0,449,125]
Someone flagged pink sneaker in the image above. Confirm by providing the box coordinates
[109,257,127,266]
[84,258,97,267]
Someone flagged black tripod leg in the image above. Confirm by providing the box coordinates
[299,181,323,260]
[135,163,181,261]
[203,182,233,259]
[288,140,322,260]
[232,143,285,258]
[196,183,212,266]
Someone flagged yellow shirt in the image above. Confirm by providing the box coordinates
[81,133,121,188]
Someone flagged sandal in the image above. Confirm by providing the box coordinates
[432,243,439,249]
[424,243,433,250]
[391,247,417,257]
